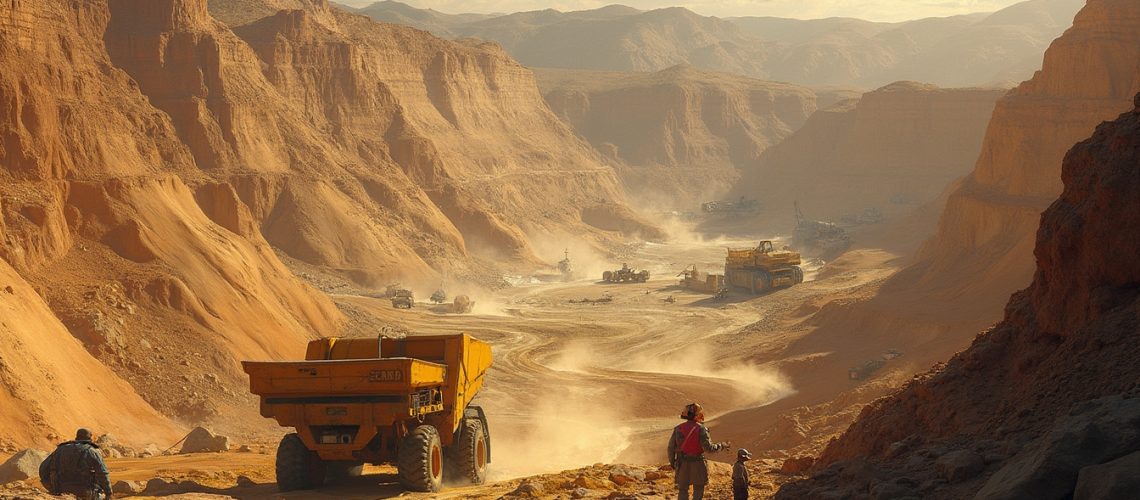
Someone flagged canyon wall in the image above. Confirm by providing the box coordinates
[537,65,817,207]
[737,81,1005,225]
[778,92,1140,500]
[0,0,655,445]
[899,0,1140,321]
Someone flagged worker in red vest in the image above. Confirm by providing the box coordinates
[667,403,728,500]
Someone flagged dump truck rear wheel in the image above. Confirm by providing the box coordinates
[791,265,804,284]
[447,418,488,484]
[276,433,325,491]
[398,425,444,492]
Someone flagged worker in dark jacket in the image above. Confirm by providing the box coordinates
[39,428,112,500]
[667,403,728,500]
[733,448,752,499]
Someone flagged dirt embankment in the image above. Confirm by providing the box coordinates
[778,94,1140,500]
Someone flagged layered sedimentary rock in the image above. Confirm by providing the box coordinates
[778,93,1140,500]
[0,0,656,445]
[902,0,1140,320]
[737,81,1005,223]
[537,65,817,206]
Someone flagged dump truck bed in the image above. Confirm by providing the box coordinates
[242,333,492,461]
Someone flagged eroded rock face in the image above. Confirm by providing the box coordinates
[538,65,817,206]
[777,93,1140,499]
[906,0,1140,317]
[0,0,656,448]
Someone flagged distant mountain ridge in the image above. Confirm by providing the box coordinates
[346,0,1084,88]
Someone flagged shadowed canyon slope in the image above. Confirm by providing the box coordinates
[0,0,657,446]
[536,65,820,206]
[736,81,1005,226]
[349,0,1082,88]
[779,93,1140,500]
[894,0,1140,324]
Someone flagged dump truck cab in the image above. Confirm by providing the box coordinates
[243,333,493,493]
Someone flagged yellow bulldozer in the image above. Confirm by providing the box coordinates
[243,333,493,493]
[724,240,804,293]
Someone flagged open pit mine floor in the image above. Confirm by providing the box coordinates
[1,239,924,500]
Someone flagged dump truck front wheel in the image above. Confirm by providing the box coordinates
[398,425,444,492]
[276,433,325,491]
[448,418,489,484]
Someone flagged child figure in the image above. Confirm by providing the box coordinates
[733,448,752,500]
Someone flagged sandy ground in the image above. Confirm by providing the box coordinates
[2,234,920,499]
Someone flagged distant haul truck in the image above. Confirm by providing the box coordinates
[602,263,649,283]
[725,240,804,293]
[243,333,493,493]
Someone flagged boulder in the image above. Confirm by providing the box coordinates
[112,479,144,494]
[143,477,177,495]
[976,395,1140,500]
[510,481,544,497]
[1074,450,1140,500]
[0,449,49,484]
[935,450,985,482]
[139,444,162,457]
[179,427,229,454]
[781,455,815,474]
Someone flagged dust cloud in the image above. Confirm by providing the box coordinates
[485,389,634,481]
[623,344,795,410]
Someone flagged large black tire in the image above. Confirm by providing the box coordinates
[398,425,444,492]
[447,418,489,484]
[603,271,613,282]
[753,271,771,293]
[276,433,326,491]
[791,265,804,284]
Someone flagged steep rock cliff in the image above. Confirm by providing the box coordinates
[0,0,342,442]
[0,0,657,446]
[778,93,1140,500]
[902,0,1140,322]
[537,65,817,206]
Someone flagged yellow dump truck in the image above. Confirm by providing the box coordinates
[242,333,493,493]
[724,240,804,293]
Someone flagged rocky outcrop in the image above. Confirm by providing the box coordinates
[537,65,817,206]
[737,81,1005,224]
[776,94,1140,499]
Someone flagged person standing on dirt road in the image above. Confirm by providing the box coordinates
[667,403,728,500]
[39,428,113,500]
[733,448,752,499]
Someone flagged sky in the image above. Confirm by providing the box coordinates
[335,0,1030,22]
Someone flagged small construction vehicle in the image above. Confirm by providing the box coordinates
[602,263,649,283]
[391,289,414,309]
[557,249,573,281]
[243,333,493,493]
[724,241,804,293]
[677,265,726,293]
[430,289,447,304]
